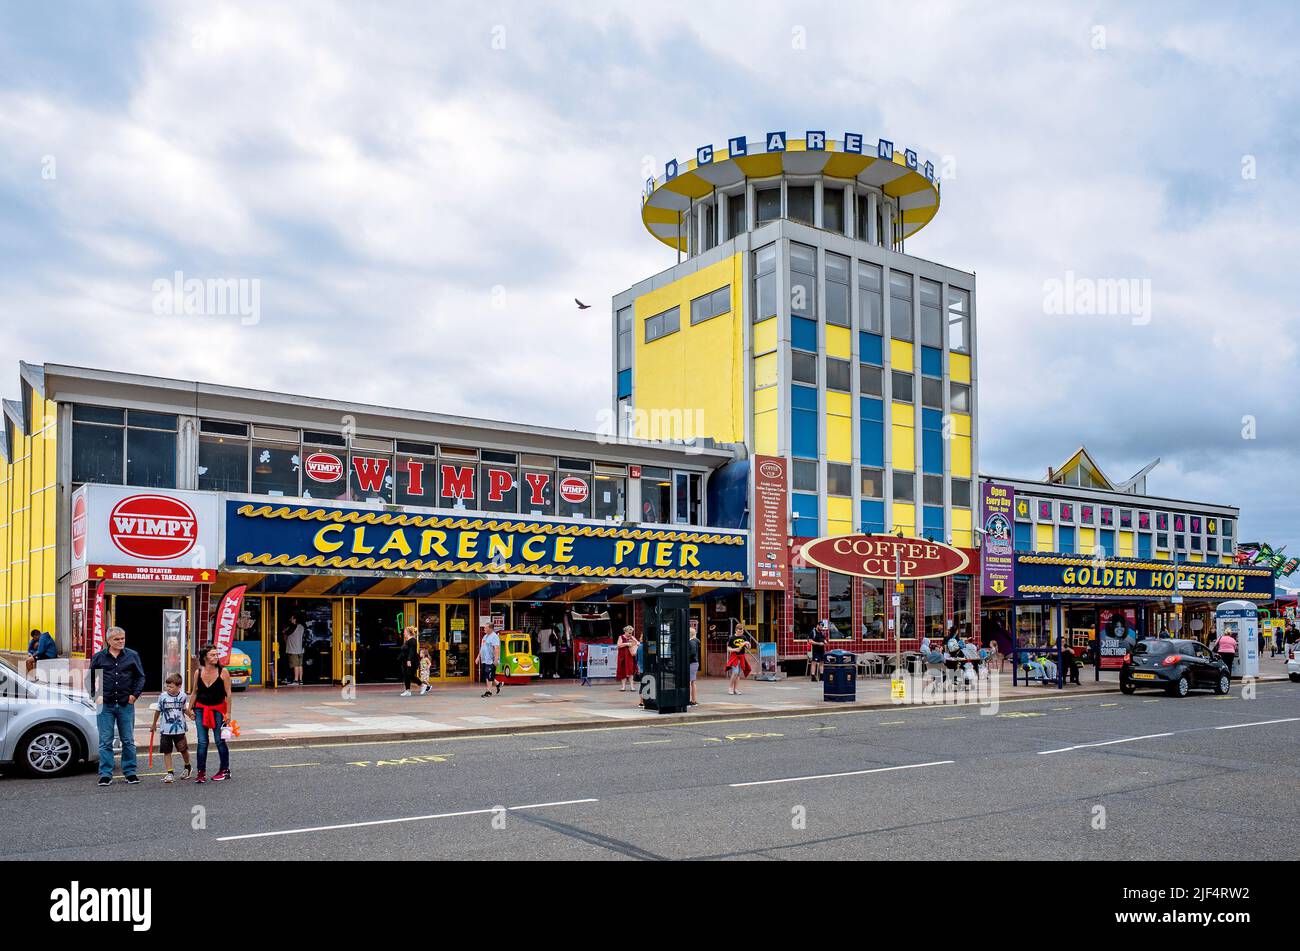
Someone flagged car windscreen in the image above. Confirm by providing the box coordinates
[1133,641,1175,656]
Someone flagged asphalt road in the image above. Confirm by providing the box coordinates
[2,683,1297,860]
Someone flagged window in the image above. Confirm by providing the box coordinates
[861,467,884,498]
[1120,509,1134,529]
[828,573,851,638]
[690,286,732,325]
[198,433,249,493]
[924,579,945,641]
[860,364,883,397]
[1156,512,1169,531]
[787,184,814,224]
[522,466,556,516]
[789,243,816,319]
[919,279,943,348]
[674,471,702,525]
[251,438,300,498]
[792,568,818,639]
[700,202,717,251]
[556,467,592,519]
[350,451,394,503]
[826,253,850,327]
[1060,502,1074,521]
[1081,505,1094,524]
[396,451,438,507]
[889,270,913,341]
[593,467,626,521]
[893,470,915,502]
[862,579,885,638]
[827,463,852,496]
[950,382,971,412]
[923,474,943,506]
[947,287,970,353]
[892,370,914,403]
[753,245,777,322]
[726,191,747,238]
[639,466,672,523]
[822,187,843,232]
[921,377,943,409]
[755,186,780,224]
[71,405,178,488]
[826,358,850,392]
[953,576,973,635]
[480,465,518,513]
[792,351,818,385]
[858,262,883,333]
[644,306,680,343]
[616,306,633,370]
[952,479,971,508]
[894,581,916,639]
[791,460,819,492]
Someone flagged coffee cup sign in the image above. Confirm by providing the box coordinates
[799,534,970,580]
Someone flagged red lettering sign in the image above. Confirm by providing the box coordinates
[440,464,476,501]
[351,455,390,492]
[109,494,198,560]
[404,458,425,496]
[485,467,515,502]
[71,493,87,561]
[212,584,247,662]
[799,534,970,580]
[523,471,550,505]
[304,452,344,483]
[559,476,589,504]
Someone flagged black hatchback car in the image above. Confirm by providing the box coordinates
[1120,638,1231,697]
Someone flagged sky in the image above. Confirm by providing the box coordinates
[1,1,1298,564]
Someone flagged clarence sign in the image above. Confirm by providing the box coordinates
[799,534,970,580]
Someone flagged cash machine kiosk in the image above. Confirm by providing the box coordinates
[1214,600,1259,679]
[623,582,691,714]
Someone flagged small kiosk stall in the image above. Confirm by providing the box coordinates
[1214,600,1260,679]
[623,582,691,714]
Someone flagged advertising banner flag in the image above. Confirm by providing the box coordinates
[90,580,106,655]
[981,482,1015,597]
[212,585,247,662]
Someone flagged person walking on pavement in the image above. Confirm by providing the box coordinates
[88,626,146,787]
[808,619,830,682]
[1213,628,1238,679]
[538,626,558,679]
[616,625,640,692]
[478,622,502,698]
[688,624,701,706]
[725,623,753,695]
[188,644,233,783]
[398,626,420,696]
[282,614,305,685]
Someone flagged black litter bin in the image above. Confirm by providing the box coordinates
[824,650,857,702]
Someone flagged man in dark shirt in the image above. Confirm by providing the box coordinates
[88,626,146,786]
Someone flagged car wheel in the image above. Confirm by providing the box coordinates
[1289,673,1299,683]
[1120,677,1136,695]
[1168,674,1190,698]
[19,725,81,778]
[1214,673,1231,695]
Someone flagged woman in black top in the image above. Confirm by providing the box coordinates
[187,644,232,783]
[398,626,420,696]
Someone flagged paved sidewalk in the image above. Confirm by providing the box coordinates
[131,654,1294,749]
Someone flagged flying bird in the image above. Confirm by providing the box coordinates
[574,298,591,309]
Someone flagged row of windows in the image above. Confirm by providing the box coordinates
[1019,498,1234,537]
[789,460,973,508]
[1013,524,1232,559]
[790,571,975,642]
[644,306,680,343]
[689,285,732,325]
[71,407,706,524]
[791,349,971,411]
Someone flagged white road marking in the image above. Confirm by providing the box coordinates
[1215,717,1300,730]
[730,760,954,788]
[1038,732,1173,755]
[216,798,599,841]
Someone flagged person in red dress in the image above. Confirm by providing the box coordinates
[616,625,640,691]
[725,623,753,695]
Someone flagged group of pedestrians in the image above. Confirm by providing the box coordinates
[89,627,233,786]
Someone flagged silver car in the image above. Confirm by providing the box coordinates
[0,657,99,777]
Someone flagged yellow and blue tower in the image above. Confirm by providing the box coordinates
[613,130,977,548]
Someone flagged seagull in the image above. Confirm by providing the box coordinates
[574,298,591,309]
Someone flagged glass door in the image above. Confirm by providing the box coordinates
[338,597,356,688]
[441,601,473,680]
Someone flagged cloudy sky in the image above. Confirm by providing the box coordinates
[2,1,1298,562]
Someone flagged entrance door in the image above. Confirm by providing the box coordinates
[354,598,403,683]
[109,594,172,693]
[413,600,473,681]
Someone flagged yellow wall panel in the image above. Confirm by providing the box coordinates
[827,520,852,537]
[1036,523,1054,552]
[753,353,778,388]
[949,352,971,384]
[1155,551,1170,561]
[826,325,851,359]
[753,386,778,414]
[951,508,972,533]
[891,502,915,535]
[1079,527,1096,551]
[633,254,745,443]
[1189,553,1204,563]
[754,410,778,456]
[951,435,971,478]
[825,391,851,417]
[827,496,853,523]
[753,316,778,355]
[952,530,973,549]
[890,402,914,426]
[892,423,914,470]
[950,413,971,437]
[890,339,914,369]
[826,416,851,463]
[1118,531,1135,557]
